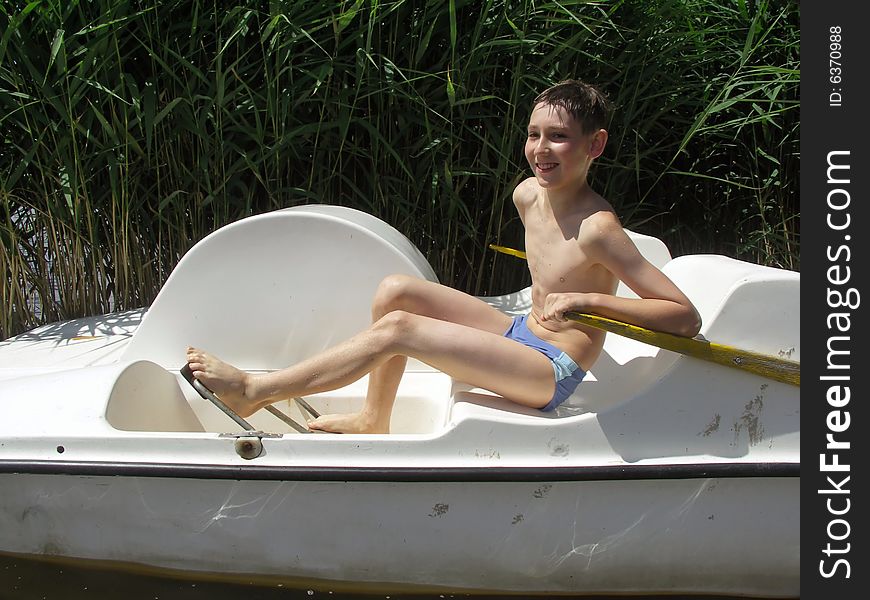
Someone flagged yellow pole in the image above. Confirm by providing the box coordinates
[488,244,527,260]
[567,312,799,386]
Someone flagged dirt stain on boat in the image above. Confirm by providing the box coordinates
[698,414,721,437]
[733,385,767,446]
[533,484,552,499]
[547,438,570,456]
[428,503,449,518]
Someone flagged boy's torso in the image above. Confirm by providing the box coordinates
[518,181,619,369]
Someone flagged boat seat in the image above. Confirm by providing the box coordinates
[116,205,443,433]
[106,360,205,432]
[122,205,439,372]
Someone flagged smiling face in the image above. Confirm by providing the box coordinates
[524,102,605,190]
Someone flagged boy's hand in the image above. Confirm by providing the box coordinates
[542,292,588,322]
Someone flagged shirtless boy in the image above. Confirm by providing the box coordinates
[185,80,701,433]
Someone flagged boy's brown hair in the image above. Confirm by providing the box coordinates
[533,79,612,134]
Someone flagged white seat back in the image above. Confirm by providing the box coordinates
[123,205,438,370]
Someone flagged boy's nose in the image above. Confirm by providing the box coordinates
[534,137,550,153]
[534,136,548,154]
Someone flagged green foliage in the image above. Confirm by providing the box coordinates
[0,0,799,339]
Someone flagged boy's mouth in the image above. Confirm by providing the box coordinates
[536,162,558,173]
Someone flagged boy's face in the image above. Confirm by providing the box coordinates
[525,102,604,189]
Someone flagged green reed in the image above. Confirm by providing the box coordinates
[0,0,798,340]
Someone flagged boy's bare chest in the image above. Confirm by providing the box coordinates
[524,218,590,289]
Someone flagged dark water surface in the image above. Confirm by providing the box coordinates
[0,554,772,600]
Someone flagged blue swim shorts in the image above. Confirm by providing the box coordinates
[503,314,586,411]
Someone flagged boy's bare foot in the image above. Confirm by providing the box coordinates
[185,347,260,417]
[307,412,389,434]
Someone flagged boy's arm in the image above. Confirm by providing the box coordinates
[542,213,702,337]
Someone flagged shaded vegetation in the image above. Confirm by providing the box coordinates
[0,0,799,339]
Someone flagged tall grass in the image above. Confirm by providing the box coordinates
[0,0,799,340]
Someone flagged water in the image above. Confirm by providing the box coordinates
[0,554,765,600]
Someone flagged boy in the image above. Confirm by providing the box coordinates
[185,80,701,433]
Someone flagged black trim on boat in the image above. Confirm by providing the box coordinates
[0,460,799,482]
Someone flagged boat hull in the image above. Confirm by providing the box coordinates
[0,469,798,597]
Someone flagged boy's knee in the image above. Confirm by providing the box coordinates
[376,309,415,331]
[372,310,416,351]
[373,274,418,314]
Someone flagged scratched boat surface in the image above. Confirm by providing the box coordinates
[0,205,799,597]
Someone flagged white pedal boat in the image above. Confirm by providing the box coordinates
[0,205,799,597]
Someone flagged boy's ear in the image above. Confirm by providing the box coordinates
[589,129,608,159]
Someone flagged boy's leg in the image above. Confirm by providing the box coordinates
[185,276,544,432]
[187,313,555,433]
[370,274,513,333]
[359,275,514,431]
[305,310,556,432]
